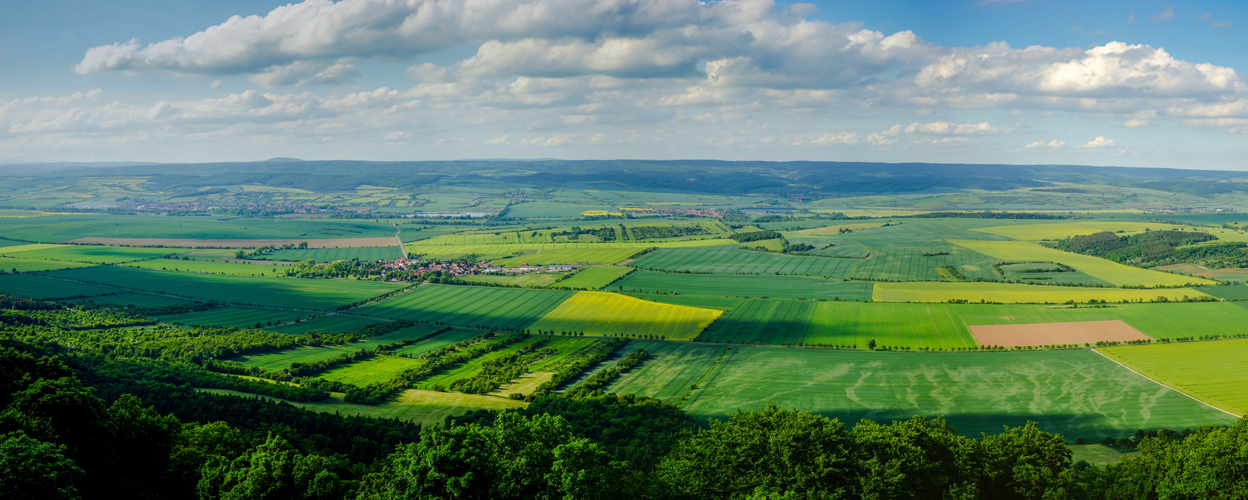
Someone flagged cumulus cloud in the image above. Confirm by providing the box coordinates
[1151,7,1175,22]
[903,121,1005,134]
[249,61,360,87]
[1117,119,1149,127]
[1077,136,1116,149]
[1025,140,1066,148]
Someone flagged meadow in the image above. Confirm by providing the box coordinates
[629,245,861,278]
[552,266,634,289]
[526,291,722,340]
[607,341,730,402]
[1100,339,1248,416]
[948,239,1214,287]
[613,270,873,300]
[417,336,591,390]
[265,246,402,262]
[406,240,730,260]
[873,281,1212,304]
[39,266,405,309]
[660,346,1239,439]
[355,284,572,330]
[320,356,428,385]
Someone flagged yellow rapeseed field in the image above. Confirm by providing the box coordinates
[527,291,722,341]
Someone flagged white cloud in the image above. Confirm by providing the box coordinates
[1212,21,1232,28]
[1117,119,1149,127]
[903,121,1006,134]
[1151,7,1175,22]
[1077,136,1117,149]
[1025,140,1066,148]
[248,61,359,87]
[210,80,224,90]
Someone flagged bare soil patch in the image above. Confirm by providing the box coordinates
[970,320,1149,347]
[62,237,398,249]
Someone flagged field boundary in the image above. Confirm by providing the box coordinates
[1089,348,1241,418]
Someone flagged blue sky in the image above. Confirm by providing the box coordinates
[1,0,1245,169]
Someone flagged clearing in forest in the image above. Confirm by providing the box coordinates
[969,320,1150,347]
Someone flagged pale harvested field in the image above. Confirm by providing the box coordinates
[970,320,1150,347]
[62,237,397,248]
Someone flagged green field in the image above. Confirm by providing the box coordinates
[527,291,722,341]
[418,336,588,390]
[997,262,1112,286]
[489,247,642,266]
[613,271,872,300]
[0,214,399,241]
[235,345,356,371]
[613,343,1238,438]
[971,221,1183,241]
[40,266,406,309]
[630,245,861,278]
[554,266,633,289]
[459,273,564,288]
[264,246,402,262]
[160,306,308,329]
[1194,284,1248,300]
[127,258,290,277]
[320,356,428,385]
[0,256,96,272]
[217,383,529,425]
[407,240,731,260]
[699,300,978,349]
[393,328,482,356]
[0,244,182,264]
[1100,339,1248,416]
[0,274,117,299]
[948,239,1214,287]
[236,325,458,371]
[873,281,1212,304]
[268,314,383,334]
[355,284,572,329]
[61,292,191,308]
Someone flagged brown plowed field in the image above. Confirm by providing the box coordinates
[62,237,397,249]
[969,320,1150,347]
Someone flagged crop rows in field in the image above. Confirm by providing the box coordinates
[526,291,721,341]
[607,341,728,402]
[269,314,383,334]
[355,284,572,330]
[320,356,427,386]
[0,244,181,264]
[490,248,642,267]
[948,239,1214,287]
[265,246,402,262]
[555,266,634,289]
[653,346,1239,439]
[61,292,191,308]
[873,281,1212,304]
[160,306,308,329]
[127,258,288,277]
[613,270,873,300]
[970,221,1183,241]
[629,245,860,278]
[40,266,405,310]
[1100,339,1248,416]
[0,256,96,272]
[0,274,117,299]
[697,300,978,350]
[406,240,731,260]
[0,214,398,242]
[850,245,1000,282]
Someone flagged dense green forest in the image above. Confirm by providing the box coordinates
[3,298,1248,499]
[1048,230,1218,265]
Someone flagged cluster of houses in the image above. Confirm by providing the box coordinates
[378,256,577,282]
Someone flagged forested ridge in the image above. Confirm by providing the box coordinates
[3,298,1248,499]
[1047,230,1221,265]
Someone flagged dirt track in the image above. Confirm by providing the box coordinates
[62,237,399,249]
[969,320,1150,347]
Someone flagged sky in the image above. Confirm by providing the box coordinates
[1,0,1246,169]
